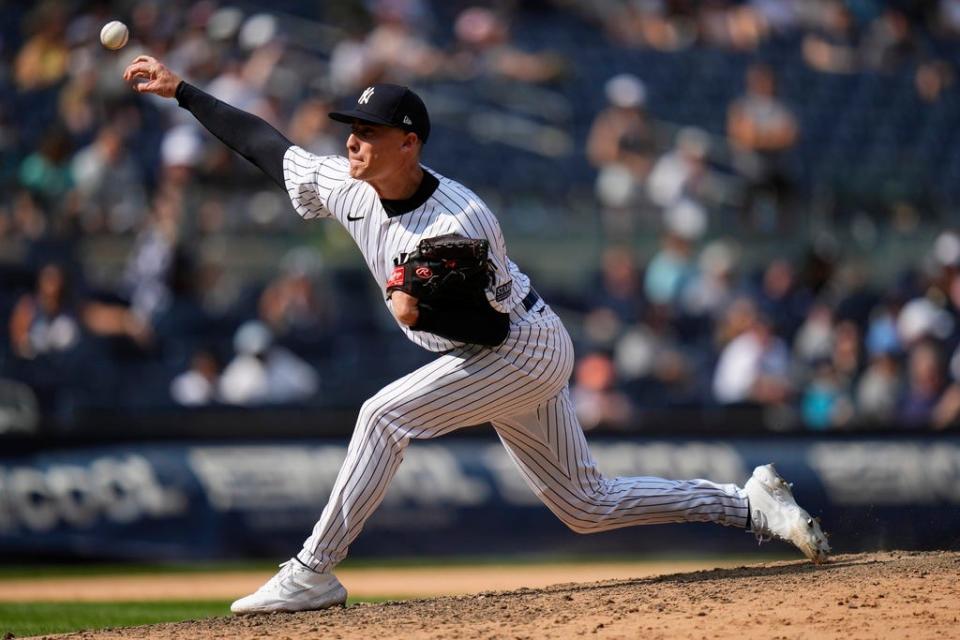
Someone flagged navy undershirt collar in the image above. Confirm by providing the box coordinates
[380,170,439,217]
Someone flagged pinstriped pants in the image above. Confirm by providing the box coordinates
[297,304,749,573]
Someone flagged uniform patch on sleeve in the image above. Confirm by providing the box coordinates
[495,281,513,302]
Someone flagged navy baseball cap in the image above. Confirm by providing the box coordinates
[329,83,431,143]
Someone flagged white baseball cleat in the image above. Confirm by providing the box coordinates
[231,559,347,614]
[744,463,831,564]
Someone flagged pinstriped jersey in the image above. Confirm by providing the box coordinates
[282,145,533,353]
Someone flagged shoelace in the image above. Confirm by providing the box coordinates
[259,559,297,592]
[749,509,772,544]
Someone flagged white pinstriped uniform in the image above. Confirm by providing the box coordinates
[282,146,750,573]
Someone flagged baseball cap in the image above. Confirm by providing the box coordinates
[604,73,646,109]
[329,83,431,143]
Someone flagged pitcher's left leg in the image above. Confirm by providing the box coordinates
[491,388,749,533]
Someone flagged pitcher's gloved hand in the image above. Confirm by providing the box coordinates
[386,233,493,305]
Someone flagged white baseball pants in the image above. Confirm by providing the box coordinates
[297,303,748,573]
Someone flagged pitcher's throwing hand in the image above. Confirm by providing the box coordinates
[122,55,181,98]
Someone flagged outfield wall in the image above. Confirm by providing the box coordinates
[1,435,958,560]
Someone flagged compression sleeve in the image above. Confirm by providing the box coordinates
[413,302,510,347]
[175,81,290,188]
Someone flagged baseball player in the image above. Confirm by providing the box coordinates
[123,55,830,614]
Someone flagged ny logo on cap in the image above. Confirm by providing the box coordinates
[358,87,375,105]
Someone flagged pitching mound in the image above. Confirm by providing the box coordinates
[34,551,960,640]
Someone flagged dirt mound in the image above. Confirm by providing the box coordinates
[32,551,960,640]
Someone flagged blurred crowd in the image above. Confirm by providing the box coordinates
[1,0,959,432]
[567,229,960,431]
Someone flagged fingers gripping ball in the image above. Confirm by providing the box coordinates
[100,21,129,50]
[387,234,493,304]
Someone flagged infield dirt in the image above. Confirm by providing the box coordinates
[21,551,960,639]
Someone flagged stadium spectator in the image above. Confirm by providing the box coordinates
[793,303,834,365]
[588,245,644,326]
[122,195,183,323]
[219,320,319,405]
[328,25,379,95]
[7,191,48,244]
[801,358,854,429]
[855,349,902,424]
[71,125,147,233]
[860,9,916,72]
[170,348,222,406]
[358,0,445,86]
[897,297,954,350]
[643,200,706,308]
[257,248,336,352]
[915,59,955,103]
[13,2,70,91]
[755,258,811,342]
[8,261,151,364]
[831,319,863,386]
[713,302,792,405]
[8,263,82,360]
[932,343,960,428]
[601,1,697,51]
[938,0,960,37]
[18,127,74,206]
[647,127,711,212]
[587,74,653,175]
[679,239,741,322]
[726,64,799,230]
[587,74,656,231]
[697,0,768,51]
[452,6,566,84]
[570,351,634,430]
[899,339,947,426]
[56,51,101,141]
[287,98,341,157]
[801,1,859,74]
[614,306,700,406]
[748,0,799,37]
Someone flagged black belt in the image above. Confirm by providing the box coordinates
[521,288,541,311]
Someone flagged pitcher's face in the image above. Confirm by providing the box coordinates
[346,122,414,182]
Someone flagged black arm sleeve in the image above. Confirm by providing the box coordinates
[175,81,291,188]
[413,302,510,347]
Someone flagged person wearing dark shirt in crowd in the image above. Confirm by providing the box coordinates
[727,63,798,230]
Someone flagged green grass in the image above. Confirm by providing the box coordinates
[0,562,270,580]
[0,597,396,637]
[0,600,230,637]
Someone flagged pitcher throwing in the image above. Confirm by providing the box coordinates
[123,55,830,614]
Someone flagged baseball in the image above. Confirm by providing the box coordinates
[100,20,129,50]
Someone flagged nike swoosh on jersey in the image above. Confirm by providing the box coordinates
[347,213,364,221]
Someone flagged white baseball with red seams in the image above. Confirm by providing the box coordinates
[100,21,129,50]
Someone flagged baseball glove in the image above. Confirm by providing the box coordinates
[386,233,493,304]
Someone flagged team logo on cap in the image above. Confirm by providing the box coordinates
[358,87,375,104]
[403,115,413,125]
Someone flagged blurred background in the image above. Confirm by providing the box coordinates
[1,0,959,562]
